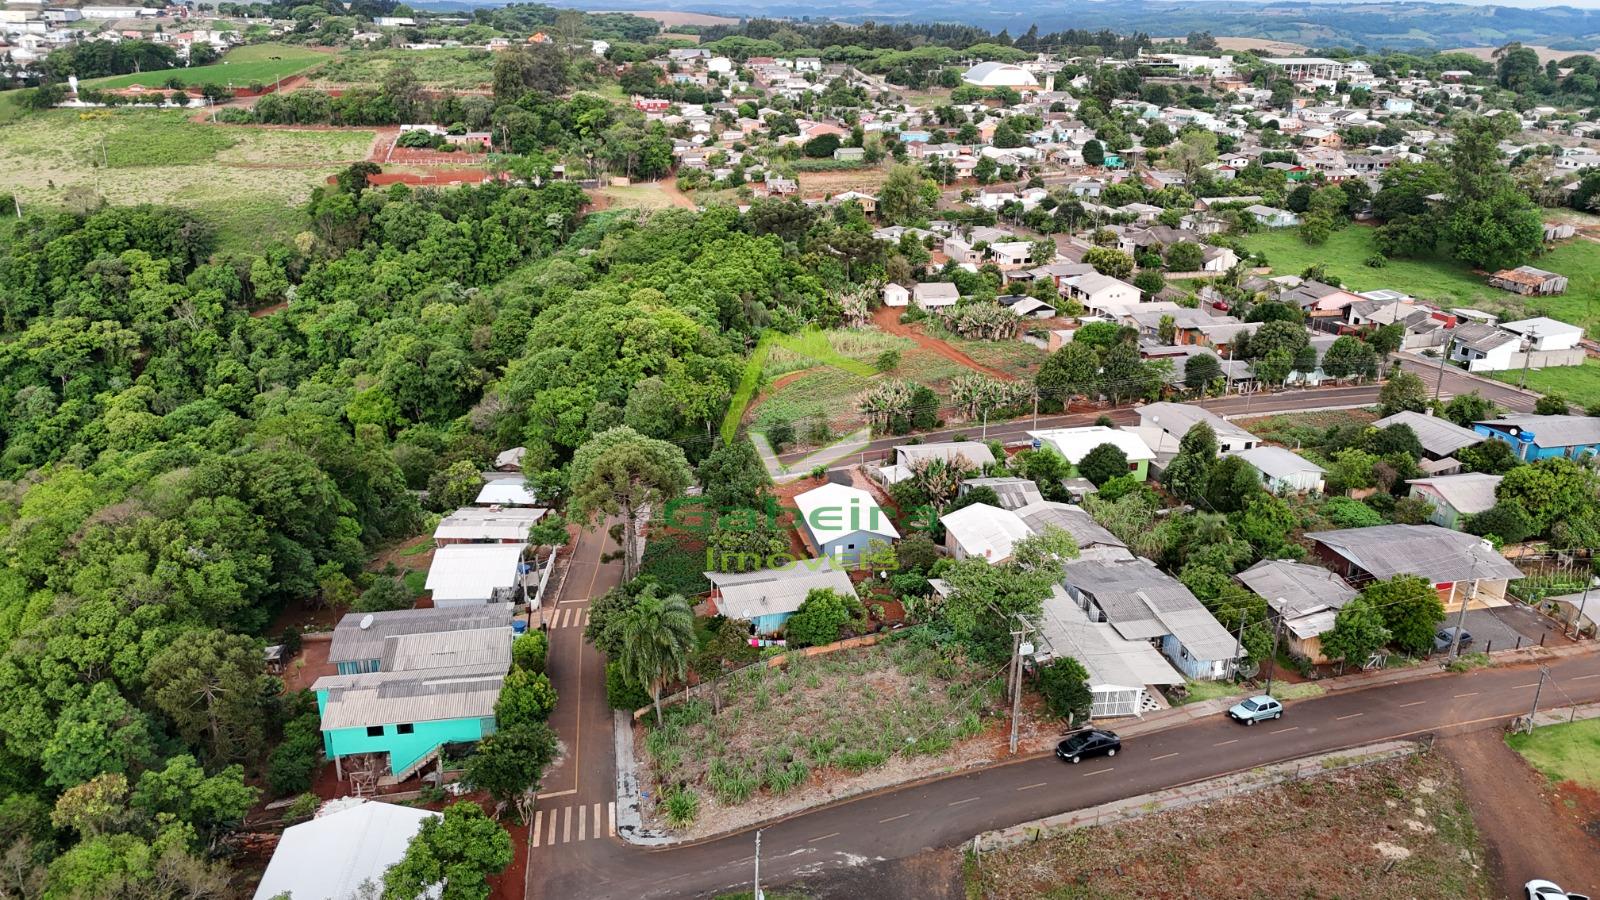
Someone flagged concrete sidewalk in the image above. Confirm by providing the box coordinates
[772,428,872,482]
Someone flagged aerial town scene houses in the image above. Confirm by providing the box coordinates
[0,3,1599,899]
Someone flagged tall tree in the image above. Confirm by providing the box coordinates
[568,426,693,581]
[384,801,514,900]
[1360,576,1445,655]
[617,589,696,724]
[1320,596,1392,666]
[145,629,273,764]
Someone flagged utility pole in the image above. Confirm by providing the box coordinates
[1032,391,1039,429]
[1572,577,1593,641]
[1518,325,1538,390]
[981,406,989,442]
[752,829,762,900]
[1009,620,1033,754]
[1263,613,1286,696]
[1525,666,1549,734]
[1432,335,1453,406]
[1447,578,1478,660]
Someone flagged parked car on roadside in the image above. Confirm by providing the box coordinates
[1227,695,1283,725]
[1526,878,1589,900]
[1055,728,1120,764]
[1434,627,1474,652]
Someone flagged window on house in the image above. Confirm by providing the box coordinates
[397,723,415,735]
[366,725,384,737]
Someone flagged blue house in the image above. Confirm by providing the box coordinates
[314,606,513,782]
[1473,415,1600,462]
[705,558,857,635]
[898,130,932,143]
[793,481,899,564]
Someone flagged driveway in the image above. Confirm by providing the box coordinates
[1454,605,1572,655]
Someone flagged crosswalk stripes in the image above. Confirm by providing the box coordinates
[532,802,615,848]
[547,606,591,630]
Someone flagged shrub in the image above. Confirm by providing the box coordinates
[1037,658,1093,722]
[663,787,699,827]
[284,792,320,822]
[1077,442,1130,487]
[606,660,651,710]
[784,588,856,648]
[355,575,414,613]
[511,631,547,674]
[1322,496,1386,528]
[267,707,322,797]
[1365,253,1388,268]
[765,420,795,452]
[875,349,901,372]
[810,464,828,479]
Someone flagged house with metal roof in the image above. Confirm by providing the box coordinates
[424,543,526,607]
[960,476,1045,510]
[433,506,548,545]
[893,441,995,470]
[1232,446,1326,494]
[1234,559,1356,664]
[705,558,855,634]
[792,481,899,563]
[1028,426,1156,482]
[1060,557,1241,680]
[253,799,438,900]
[328,606,513,676]
[1372,411,1485,461]
[1014,501,1131,561]
[1033,585,1183,718]
[1407,473,1502,529]
[941,503,1034,564]
[1136,402,1260,455]
[475,477,538,507]
[312,609,513,781]
[1473,414,1600,462]
[1307,524,1522,609]
[1448,322,1521,372]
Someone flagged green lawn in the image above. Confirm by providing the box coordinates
[0,109,371,251]
[1242,227,1600,336]
[86,43,332,90]
[1490,357,1600,410]
[1506,717,1600,790]
[309,48,497,90]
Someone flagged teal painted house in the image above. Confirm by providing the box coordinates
[704,557,857,636]
[315,606,513,781]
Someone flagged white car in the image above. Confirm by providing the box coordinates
[1526,879,1590,900]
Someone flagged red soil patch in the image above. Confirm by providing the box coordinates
[325,170,495,187]
[872,305,1016,380]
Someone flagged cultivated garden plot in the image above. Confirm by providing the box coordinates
[637,634,1042,839]
[966,754,1492,899]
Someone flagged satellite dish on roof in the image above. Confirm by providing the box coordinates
[359,614,374,630]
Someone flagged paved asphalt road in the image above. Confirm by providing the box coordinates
[775,361,1539,468]
[530,636,1600,899]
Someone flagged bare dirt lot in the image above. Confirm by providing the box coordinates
[796,167,891,197]
[965,752,1492,899]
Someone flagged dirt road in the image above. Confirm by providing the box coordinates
[1444,726,1600,896]
[872,305,1016,381]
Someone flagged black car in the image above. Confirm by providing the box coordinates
[1055,728,1121,764]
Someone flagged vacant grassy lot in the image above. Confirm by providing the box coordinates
[0,109,372,251]
[595,182,683,210]
[967,753,1491,899]
[87,43,332,89]
[310,48,496,89]
[639,635,1001,829]
[1490,357,1600,410]
[1243,227,1600,335]
[1507,717,1600,790]
[1237,407,1380,448]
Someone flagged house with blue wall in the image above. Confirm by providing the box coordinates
[793,481,899,564]
[705,558,857,635]
[314,606,513,782]
[1473,415,1600,462]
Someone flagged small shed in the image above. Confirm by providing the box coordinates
[1488,266,1567,296]
[1233,446,1325,494]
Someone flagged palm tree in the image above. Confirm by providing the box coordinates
[618,589,696,725]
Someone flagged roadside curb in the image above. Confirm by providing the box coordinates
[612,710,674,847]
[969,740,1421,853]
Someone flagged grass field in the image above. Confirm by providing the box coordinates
[309,48,496,90]
[595,183,682,210]
[0,109,373,252]
[1243,227,1600,335]
[967,753,1491,899]
[1507,717,1600,790]
[1490,357,1600,409]
[86,43,332,90]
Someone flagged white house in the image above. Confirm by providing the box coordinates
[253,800,438,900]
[1028,426,1156,481]
[793,482,899,563]
[1233,446,1326,494]
[1244,205,1301,228]
[1498,316,1583,352]
[1407,473,1502,530]
[1066,272,1142,315]
[425,543,525,607]
[475,478,538,507]
[1033,585,1184,718]
[1448,322,1521,372]
[1137,403,1260,455]
[1061,558,1241,681]
[962,61,1038,88]
[941,503,1033,563]
[882,283,910,307]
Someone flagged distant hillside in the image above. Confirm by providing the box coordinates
[430,0,1600,52]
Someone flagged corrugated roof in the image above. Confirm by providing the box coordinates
[320,675,504,730]
[1233,445,1325,479]
[329,606,513,664]
[1408,472,1501,516]
[424,544,525,603]
[963,477,1045,511]
[1062,558,1237,659]
[793,482,898,545]
[1476,415,1600,449]
[475,479,537,506]
[1035,586,1184,690]
[942,503,1033,562]
[1235,559,1356,619]
[895,441,996,468]
[1307,524,1523,583]
[711,566,856,620]
[433,506,547,542]
[1372,411,1484,457]
[252,801,438,900]
[1029,426,1156,464]
[1014,500,1126,551]
[1139,402,1260,446]
[380,627,511,674]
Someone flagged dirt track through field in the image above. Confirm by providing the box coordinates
[872,305,1017,380]
[1444,727,1600,896]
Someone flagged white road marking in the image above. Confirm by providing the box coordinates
[1214,739,1239,747]
[547,809,557,844]
[1572,674,1600,681]
[1453,692,1480,698]
[1270,726,1299,734]
[594,803,603,839]
[1082,767,1114,777]
[532,811,543,848]
[1336,713,1364,720]
[808,832,839,843]
[1514,683,1541,689]
[948,797,980,806]
[609,802,616,837]
[1017,782,1049,791]
[1149,753,1180,762]
[563,806,572,844]
[578,804,587,841]
[538,788,576,799]
[1398,701,1426,708]
[879,813,910,823]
